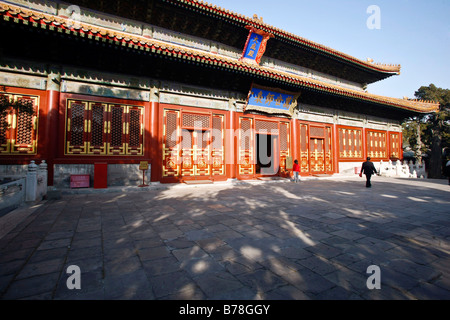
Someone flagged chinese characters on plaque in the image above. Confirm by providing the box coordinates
[245,84,300,117]
[239,26,274,65]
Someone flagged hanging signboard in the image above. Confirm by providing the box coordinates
[239,26,274,65]
[244,83,300,117]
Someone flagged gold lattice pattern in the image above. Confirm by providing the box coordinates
[310,126,325,138]
[70,103,85,146]
[212,116,223,149]
[255,120,278,133]
[163,110,225,178]
[182,113,210,129]
[241,118,252,150]
[166,112,178,148]
[129,109,141,147]
[110,106,123,147]
[66,100,143,156]
[0,94,38,154]
[0,113,8,145]
[279,123,288,151]
[91,104,104,146]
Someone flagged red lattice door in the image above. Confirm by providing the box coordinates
[239,117,254,176]
[310,138,325,173]
[162,109,180,178]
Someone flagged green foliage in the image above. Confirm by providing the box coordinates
[403,84,450,178]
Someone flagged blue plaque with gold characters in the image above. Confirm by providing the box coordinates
[245,84,300,117]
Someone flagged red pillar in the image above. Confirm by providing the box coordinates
[150,99,160,182]
[362,127,368,161]
[332,123,339,174]
[292,118,298,164]
[227,105,237,179]
[45,71,61,186]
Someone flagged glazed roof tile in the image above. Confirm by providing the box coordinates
[169,0,402,75]
[0,2,439,114]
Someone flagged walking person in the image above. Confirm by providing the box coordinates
[293,159,300,183]
[360,157,377,188]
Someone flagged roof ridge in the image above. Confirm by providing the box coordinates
[181,0,401,74]
[0,1,438,114]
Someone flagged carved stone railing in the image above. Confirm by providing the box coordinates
[378,160,426,178]
[25,160,48,202]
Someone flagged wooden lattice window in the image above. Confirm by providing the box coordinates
[163,109,180,177]
[240,118,252,150]
[310,126,325,138]
[182,113,210,129]
[279,122,288,151]
[299,123,309,172]
[389,132,401,160]
[65,100,143,156]
[239,117,254,174]
[255,120,278,133]
[0,94,39,155]
[211,114,225,175]
[129,108,141,147]
[366,130,387,159]
[338,126,363,159]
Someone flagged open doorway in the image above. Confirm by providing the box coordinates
[255,134,278,175]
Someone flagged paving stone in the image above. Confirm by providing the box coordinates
[237,269,287,293]
[304,243,343,259]
[258,256,303,276]
[141,256,181,277]
[314,285,362,300]
[37,238,71,251]
[185,229,215,241]
[331,229,365,241]
[408,282,450,300]
[158,229,183,240]
[279,247,313,260]
[2,272,60,300]
[103,256,142,277]
[223,258,261,276]
[137,246,171,261]
[281,268,336,295]
[194,271,244,298]
[195,237,227,252]
[382,258,442,283]
[263,284,313,300]
[165,238,196,250]
[297,255,341,276]
[1,177,450,300]
[150,270,194,298]
[180,256,225,277]
[172,246,208,261]
[16,258,65,280]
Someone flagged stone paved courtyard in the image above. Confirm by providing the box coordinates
[0,176,449,300]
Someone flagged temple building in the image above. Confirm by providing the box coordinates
[0,0,439,188]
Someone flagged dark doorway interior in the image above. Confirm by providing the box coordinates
[256,134,278,175]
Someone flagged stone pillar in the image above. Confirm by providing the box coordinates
[26,160,38,202]
[38,160,48,199]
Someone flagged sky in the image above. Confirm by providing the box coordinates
[209,0,450,99]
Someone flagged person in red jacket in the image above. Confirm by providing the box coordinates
[293,159,300,183]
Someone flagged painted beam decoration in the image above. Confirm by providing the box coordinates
[245,84,300,117]
[239,26,274,65]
